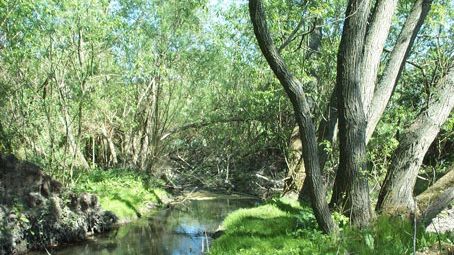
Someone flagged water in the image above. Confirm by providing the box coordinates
[32,197,258,255]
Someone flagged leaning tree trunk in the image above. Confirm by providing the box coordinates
[299,87,339,200]
[416,167,454,226]
[377,69,454,215]
[284,24,337,198]
[249,0,336,234]
[330,0,372,227]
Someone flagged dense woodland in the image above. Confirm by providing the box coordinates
[0,0,453,254]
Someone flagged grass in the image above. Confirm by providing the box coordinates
[70,168,167,222]
[210,197,453,255]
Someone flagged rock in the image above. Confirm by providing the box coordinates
[79,193,92,212]
[25,192,45,208]
[426,206,454,234]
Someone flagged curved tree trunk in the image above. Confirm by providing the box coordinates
[376,70,454,215]
[249,0,336,234]
[299,88,339,201]
[416,167,454,226]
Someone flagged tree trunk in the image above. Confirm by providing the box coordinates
[290,23,337,200]
[101,125,118,166]
[249,0,336,234]
[299,86,339,200]
[330,0,372,227]
[376,69,454,215]
[283,127,305,195]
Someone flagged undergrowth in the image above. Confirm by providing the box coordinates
[210,197,453,255]
[70,168,167,222]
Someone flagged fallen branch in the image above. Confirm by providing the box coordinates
[160,117,249,141]
[416,167,454,225]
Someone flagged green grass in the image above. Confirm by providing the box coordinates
[70,168,167,221]
[210,198,453,255]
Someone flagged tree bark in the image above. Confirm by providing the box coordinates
[330,0,372,227]
[366,0,432,142]
[249,0,336,234]
[377,69,454,215]
[284,127,305,195]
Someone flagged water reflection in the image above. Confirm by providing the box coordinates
[32,198,257,255]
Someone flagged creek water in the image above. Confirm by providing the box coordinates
[32,196,258,255]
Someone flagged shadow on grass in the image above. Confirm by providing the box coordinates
[269,199,303,215]
[111,193,142,218]
[225,215,299,237]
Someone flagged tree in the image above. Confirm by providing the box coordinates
[249,0,453,232]
[249,0,337,233]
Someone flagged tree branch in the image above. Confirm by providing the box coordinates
[360,0,398,115]
[278,16,305,53]
[367,0,433,142]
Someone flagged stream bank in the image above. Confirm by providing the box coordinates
[29,193,259,255]
[0,154,117,255]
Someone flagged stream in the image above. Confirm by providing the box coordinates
[31,194,258,255]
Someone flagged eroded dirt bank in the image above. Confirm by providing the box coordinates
[0,154,117,255]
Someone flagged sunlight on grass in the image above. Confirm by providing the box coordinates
[71,168,166,221]
[210,198,453,255]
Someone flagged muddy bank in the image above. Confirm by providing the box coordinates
[0,154,117,255]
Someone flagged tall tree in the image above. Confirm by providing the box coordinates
[377,69,454,214]
[249,0,337,234]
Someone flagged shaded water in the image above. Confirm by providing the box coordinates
[32,198,258,255]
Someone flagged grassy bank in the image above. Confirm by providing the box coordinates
[210,198,453,255]
[70,168,168,222]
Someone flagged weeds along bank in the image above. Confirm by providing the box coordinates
[69,168,169,223]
